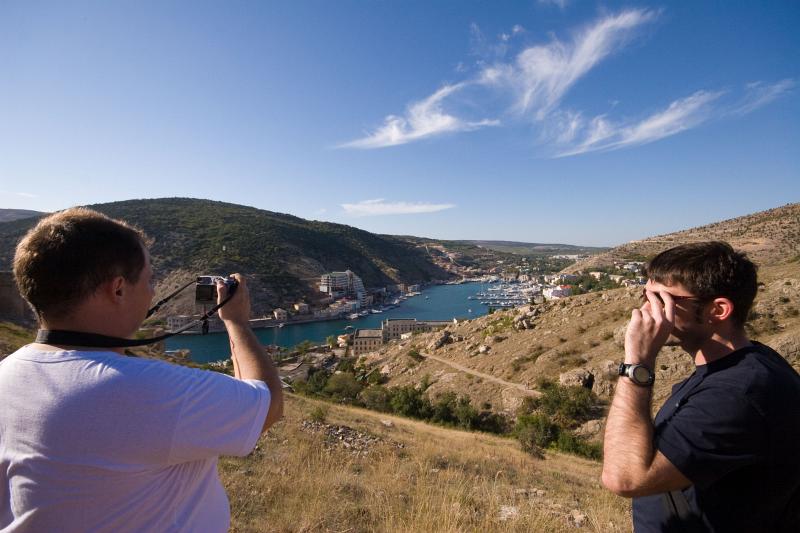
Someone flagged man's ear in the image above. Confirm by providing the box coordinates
[106,276,127,303]
[709,297,735,323]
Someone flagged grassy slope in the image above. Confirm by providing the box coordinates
[221,394,629,533]
[0,322,34,358]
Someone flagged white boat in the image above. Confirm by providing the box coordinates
[348,313,359,320]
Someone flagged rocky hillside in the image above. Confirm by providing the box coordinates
[564,202,800,272]
[359,203,800,444]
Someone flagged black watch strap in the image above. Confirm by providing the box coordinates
[618,362,655,386]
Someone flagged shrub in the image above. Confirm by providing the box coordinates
[555,432,602,460]
[359,385,392,412]
[407,348,423,362]
[293,368,330,396]
[389,385,432,419]
[307,405,328,423]
[336,356,358,374]
[515,413,559,455]
[323,372,364,404]
[532,379,595,426]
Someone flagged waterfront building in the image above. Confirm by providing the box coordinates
[352,329,385,355]
[273,308,288,321]
[319,270,368,306]
[543,285,572,300]
[381,318,450,340]
[293,302,310,314]
[167,315,195,331]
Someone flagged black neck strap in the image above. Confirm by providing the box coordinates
[35,280,236,348]
[36,329,174,348]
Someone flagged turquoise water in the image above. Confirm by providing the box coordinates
[165,282,488,363]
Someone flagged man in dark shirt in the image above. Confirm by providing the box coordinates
[602,241,800,532]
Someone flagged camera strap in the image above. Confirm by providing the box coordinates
[35,280,237,348]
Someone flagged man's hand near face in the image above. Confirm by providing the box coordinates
[625,289,676,367]
[602,286,691,498]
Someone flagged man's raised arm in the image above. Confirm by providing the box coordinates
[217,275,284,432]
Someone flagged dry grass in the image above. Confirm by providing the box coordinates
[220,395,631,532]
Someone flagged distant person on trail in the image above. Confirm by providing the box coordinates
[602,241,800,532]
[0,208,284,532]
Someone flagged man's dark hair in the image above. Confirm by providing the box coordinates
[13,207,147,321]
[645,241,757,327]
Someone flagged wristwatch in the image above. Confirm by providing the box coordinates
[618,363,655,386]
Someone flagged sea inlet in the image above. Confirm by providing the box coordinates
[165,282,490,363]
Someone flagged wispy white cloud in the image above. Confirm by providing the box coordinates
[488,9,657,118]
[339,10,792,157]
[538,0,570,10]
[341,199,456,216]
[0,189,37,198]
[728,78,795,117]
[555,90,722,156]
[340,83,499,149]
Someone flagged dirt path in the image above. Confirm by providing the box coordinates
[420,351,539,395]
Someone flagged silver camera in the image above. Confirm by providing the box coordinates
[195,275,238,306]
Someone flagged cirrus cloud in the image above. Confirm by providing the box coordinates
[341,199,456,216]
[339,83,499,149]
[338,9,793,158]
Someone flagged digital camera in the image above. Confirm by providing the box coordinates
[195,275,238,306]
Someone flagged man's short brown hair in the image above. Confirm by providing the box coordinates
[645,241,758,327]
[13,208,147,320]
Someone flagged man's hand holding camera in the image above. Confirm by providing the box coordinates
[217,274,250,325]
[625,289,675,368]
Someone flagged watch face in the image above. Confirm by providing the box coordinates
[632,365,651,383]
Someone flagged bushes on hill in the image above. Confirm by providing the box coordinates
[514,379,601,459]
[292,366,598,460]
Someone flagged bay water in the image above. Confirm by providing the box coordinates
[165,282,489,363]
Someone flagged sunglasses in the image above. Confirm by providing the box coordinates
[641,288,703,305]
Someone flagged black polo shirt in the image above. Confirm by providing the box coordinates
[632,342,800,532]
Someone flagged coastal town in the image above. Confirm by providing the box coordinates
[163,258,647,354]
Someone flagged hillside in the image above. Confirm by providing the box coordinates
[459,240,608,257]
[350,203,800,447]
[221,394,627,532]
[563,203,800,272]
[0,209,44,223]
[0,198,462,315]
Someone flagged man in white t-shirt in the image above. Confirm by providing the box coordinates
[0,207,284,532]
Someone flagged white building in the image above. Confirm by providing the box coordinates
[319,270,367,305]
[273,308,288,321]
[543,285,572,300]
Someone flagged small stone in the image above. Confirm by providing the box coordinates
[570,509,587,527]
[498,505,519,521]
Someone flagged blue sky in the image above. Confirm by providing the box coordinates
[0,1,797,246]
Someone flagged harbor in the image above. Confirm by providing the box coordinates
[166,281,493,363]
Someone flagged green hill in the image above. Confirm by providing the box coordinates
[0,198,453,313]
[457,240,608,257]
[0,209,45,223]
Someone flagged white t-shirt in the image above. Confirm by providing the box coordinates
[0,346,270,532]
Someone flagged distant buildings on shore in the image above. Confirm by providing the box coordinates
[352,318,451,356]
